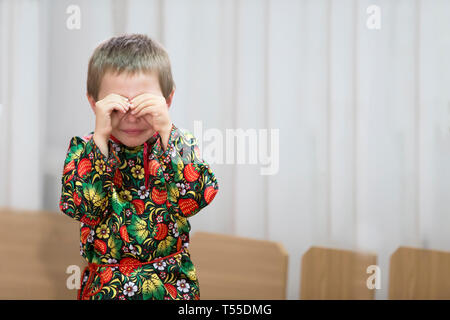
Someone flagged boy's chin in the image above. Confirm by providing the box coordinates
[115,129,155,147]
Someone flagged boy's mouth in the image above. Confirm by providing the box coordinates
[122,129,143,135]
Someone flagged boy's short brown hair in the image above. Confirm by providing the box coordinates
[87,33,175,101]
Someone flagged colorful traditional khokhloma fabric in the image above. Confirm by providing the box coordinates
[59,123,219,300]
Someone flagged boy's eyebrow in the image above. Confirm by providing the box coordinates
[129,91,161,100]
[124,93,145,100]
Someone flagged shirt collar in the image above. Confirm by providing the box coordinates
[108,132,160,153]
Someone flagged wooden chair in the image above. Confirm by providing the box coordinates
[188,231,289,299]
[389,246,450,299]
[300,246,377,299]
[0,207,84,299]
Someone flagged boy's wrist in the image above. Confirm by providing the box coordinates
[159,122,173,152]
[93,132,109,158]
[93,131,108,142]
[89,134,121,176]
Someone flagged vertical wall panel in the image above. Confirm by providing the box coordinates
[163,0,234,235]
[1,0,449,300]
[0,1,12,207]
[267,0,303,300]
[420,0,450,251]
[329,0,356,250]
[8,1,42,210]
[44,0,114,212]
[233,0,267,239]
[126,0,161,41]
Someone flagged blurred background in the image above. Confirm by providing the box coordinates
[0,0,450,300]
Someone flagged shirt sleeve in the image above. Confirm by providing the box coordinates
[59,135,120,226]
[157,124,219,218]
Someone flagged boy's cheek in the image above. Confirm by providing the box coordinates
[111,114,121,126]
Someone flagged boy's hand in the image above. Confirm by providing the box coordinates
[93,93,130,156]
[129,93,172,150]
[94,93,130,137]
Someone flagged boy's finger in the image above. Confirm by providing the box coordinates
[107,93,128,103]
[134,107,157,118]
[130,94,142,106]
[117,95,131,107]
[130,99,157,114]
[130,93,158,106]
[130,93,149,105]
[118,100,129,112]
[131,101,154,115]
[103,97,128,112]
[109,100,128,113]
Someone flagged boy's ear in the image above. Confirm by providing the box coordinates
[166,88,175,108]
[86,93,96,113]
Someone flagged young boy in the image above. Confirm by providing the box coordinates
[59,34,219,300]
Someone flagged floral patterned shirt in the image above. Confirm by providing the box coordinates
[59,123,219,299]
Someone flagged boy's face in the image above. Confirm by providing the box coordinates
[87,70,174,147]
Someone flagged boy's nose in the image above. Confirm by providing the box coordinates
[123,111,139,121]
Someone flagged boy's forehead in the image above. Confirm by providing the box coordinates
[100,70,161,99]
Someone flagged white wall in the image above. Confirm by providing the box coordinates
[1,0,450,299]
